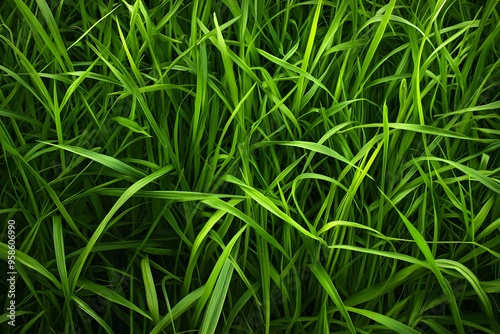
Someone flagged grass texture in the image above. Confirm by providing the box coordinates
[1,0,500,333]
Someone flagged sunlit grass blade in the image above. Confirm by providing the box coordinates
[141,255,160,324]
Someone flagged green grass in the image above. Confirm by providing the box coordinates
[1,0,499,333]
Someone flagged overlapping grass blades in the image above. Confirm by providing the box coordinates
[1,0,499,333]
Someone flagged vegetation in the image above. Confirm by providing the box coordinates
[1,0,499,333]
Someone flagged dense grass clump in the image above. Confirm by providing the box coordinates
[1,0,499,333]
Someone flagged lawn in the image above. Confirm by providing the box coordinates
[1,0,499,333]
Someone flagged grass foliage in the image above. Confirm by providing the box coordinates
[1,0,500,333]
